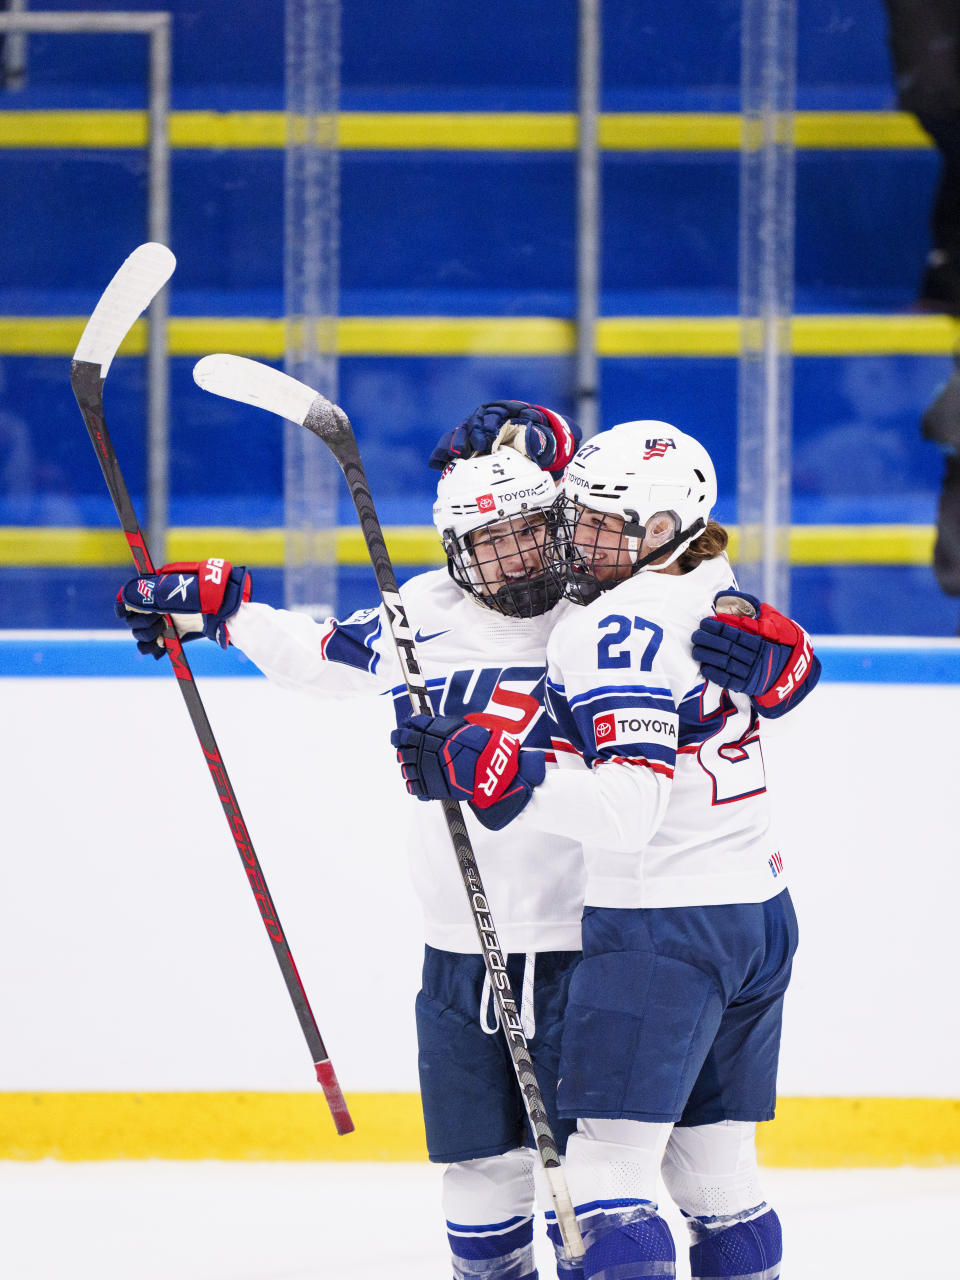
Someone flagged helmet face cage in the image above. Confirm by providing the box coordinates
[445,506,565,617]
[433,451,565,617]
[552,497,686,604]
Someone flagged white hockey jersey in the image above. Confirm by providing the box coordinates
[519,554,786,909]
[227,568,585,954]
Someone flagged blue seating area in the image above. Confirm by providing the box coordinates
[1,0,958,634]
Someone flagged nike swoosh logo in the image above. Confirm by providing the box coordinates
[414,628,450,644]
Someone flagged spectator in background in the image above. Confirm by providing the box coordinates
[884,0,960,313]
[921,354,960,628]
[885,3,960,630]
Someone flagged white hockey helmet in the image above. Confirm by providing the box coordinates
[433,450,563,617]
[558,420,717,598]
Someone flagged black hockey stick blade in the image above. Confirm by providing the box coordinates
[71,262,353,1135]
[193,353,584,1259]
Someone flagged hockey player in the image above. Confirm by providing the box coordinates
[392,420,820,1280]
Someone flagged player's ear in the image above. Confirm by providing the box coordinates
[644,511,678,549]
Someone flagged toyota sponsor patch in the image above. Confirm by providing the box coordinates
[593,710,678,748]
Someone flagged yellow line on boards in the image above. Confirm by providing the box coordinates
[789,524,935,565]
[0,526,443,568]
[790,313,960,356]
[341,112,578,151]
[0,109,936,152]
[0,316,575,358]
[793,111,931,150]
[2,314,959,359]
[0,1093,956,1165]
[757,1097,960,1169]
[598,314,960,357]
[598,317,739,356]
[339,316,575,356]
[0,525,936,568]
[0,1093,429,1162]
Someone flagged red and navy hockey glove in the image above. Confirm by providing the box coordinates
[390,713,547,831]
[691,590,821,719]
[115,558,251,658]
[429,400,580,477]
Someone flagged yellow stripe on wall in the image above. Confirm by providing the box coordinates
[0,525,936,569]
[757,1097,960,1169]
[793,110,931,150]
[0,109,936,152]
[0,1092,428,1162]
[0,1093,956,1165]
[0,526,445,568]
[2,314,958,359]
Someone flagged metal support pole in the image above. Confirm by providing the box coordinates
[0,10,172,563]
[1,0,29,91]
[576,0,601,439]
[146,16,171,565]
[737,0,796,610]
[283,0,340,616]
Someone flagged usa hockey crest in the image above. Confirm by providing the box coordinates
[642,438,677,461]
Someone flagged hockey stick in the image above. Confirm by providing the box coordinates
[192,353,585,1261]
[71,246,353,1136]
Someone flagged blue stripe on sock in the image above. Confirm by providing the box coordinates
[448,1215,534,1262]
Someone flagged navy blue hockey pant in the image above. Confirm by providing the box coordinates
[416,945,581,1163]
[558,888,799,1124]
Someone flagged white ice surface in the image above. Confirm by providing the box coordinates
[1,1161,957,1278]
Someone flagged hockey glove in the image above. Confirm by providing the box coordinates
[391,713,546,831]
[691,590,821,718]
[429,400,581,477]
[115,558,251,658]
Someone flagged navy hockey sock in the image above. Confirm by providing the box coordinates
[446,1212,537,1280]
[578,1202,676,1279]
[688,1205,781,1279]
[545,1214,585,1277]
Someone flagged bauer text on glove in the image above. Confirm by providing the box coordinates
[390,713,546,831]
[691,590,820,718]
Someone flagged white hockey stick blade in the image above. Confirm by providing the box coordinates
[193,354,319,426]
[73,242,175,376]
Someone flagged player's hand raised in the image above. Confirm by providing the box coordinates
[115,558,251,657]
[429,400,580,476]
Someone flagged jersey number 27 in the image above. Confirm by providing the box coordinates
[597,613,765,804]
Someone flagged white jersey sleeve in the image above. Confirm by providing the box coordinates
[227,598,402,697]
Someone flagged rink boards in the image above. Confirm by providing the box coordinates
[1,634,959,1165]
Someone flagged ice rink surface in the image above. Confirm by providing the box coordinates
[1,1160,957,1278]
